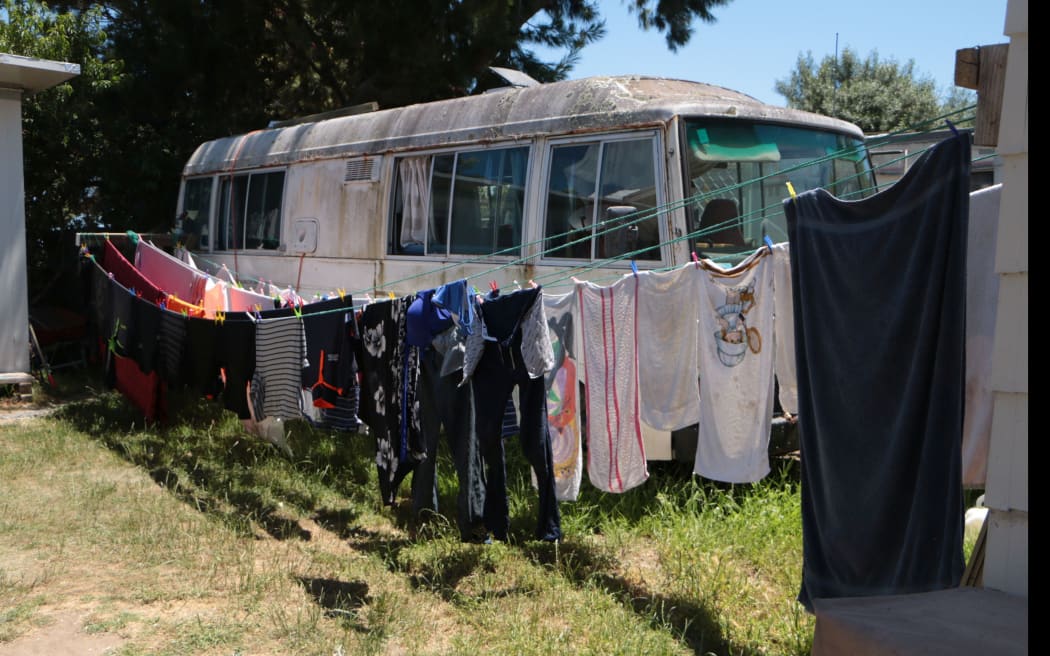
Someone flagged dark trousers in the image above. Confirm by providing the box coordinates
[411,347,486,540]
[471,342,562,542]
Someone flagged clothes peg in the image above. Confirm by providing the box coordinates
[571,276,583,285]
[528,279,538,289]
[785,182,797,200]
[763,235,775,254]
[512,280,522,291]
[691,251,701,268]
[489,280,498,292]
[337,288,346,301]
[630,260,639,278]
[388,291,396,300]
[945,119,959,137]
[292,302,303,319]
[215,311,226,326]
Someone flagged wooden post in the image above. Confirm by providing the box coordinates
[955,44,1009,146]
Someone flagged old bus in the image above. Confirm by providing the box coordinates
[175,75,874,459]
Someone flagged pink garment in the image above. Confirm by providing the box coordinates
[227,284,276,313]
[201,278,229,319]
[135,239,206,305]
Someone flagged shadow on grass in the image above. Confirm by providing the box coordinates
[53,385,374,543]
[297,576,370,618]
[53,377,802,655]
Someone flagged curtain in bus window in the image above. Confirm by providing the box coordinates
[399,156,431,250]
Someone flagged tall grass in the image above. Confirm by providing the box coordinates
[2,375,814,655]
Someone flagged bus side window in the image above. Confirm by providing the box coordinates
[390,148,527,257]
[544,135,660,262]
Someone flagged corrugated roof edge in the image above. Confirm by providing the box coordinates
[183,75,864,176]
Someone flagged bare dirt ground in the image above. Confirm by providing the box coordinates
[0,611,124,656]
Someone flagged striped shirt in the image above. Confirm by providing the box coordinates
[254,317,308,420]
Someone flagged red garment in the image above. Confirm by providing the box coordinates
[114,353,166,421]
[101,240,166,305]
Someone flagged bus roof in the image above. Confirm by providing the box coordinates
[183,75,866,176]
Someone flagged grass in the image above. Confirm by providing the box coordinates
[1,371,825,655]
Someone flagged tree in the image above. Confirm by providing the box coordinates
[940,86,978,129]
[0,1,124,303]
[775,48,943,133]
[5,0,732,300]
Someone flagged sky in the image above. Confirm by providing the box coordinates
[544,0,1009,107]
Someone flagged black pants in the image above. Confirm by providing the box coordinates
[411,347,486,540]
[472,342,561,542]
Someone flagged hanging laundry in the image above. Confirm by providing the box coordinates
[183,315,221,394]
[321,388,361,433]
[158,309,189,388]
[693,248,776,484]
[541,290,583,502]
[226,284,276,313]
[406,288,486,540]
[463,286,560,541]
[164,294,206,318]
[636,263,701,431]
[135,239,207,305]
[89,264,115,357]
[576,276,649,494]
[414,336,487,541]
[130,295,163,375]
[786,132,969,610]
[201,278,229,319]
[432,278,477,335]
[298,296,359,413]
[253,316,309,420]
[771,243,798,415]
[113,353,166,422]
[356,297,424,505]
[101,240,166,305]
[214,317,256,420]
[962,183,1002,488]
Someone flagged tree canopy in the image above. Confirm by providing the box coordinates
[774,47,969,134]
[3,0,731,300]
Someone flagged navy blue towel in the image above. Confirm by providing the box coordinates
[786,133,969,610]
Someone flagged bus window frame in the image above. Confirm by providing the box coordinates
[213,167,288,253]
[538,129,668,268]
[386,141,535,261]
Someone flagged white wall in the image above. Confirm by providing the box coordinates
[983,0,1028,597]
[0,87,31,379]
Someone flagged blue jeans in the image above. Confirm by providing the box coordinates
[411,346,486,540]
[472,341,562,542]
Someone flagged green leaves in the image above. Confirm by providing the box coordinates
[775,47,946,134]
